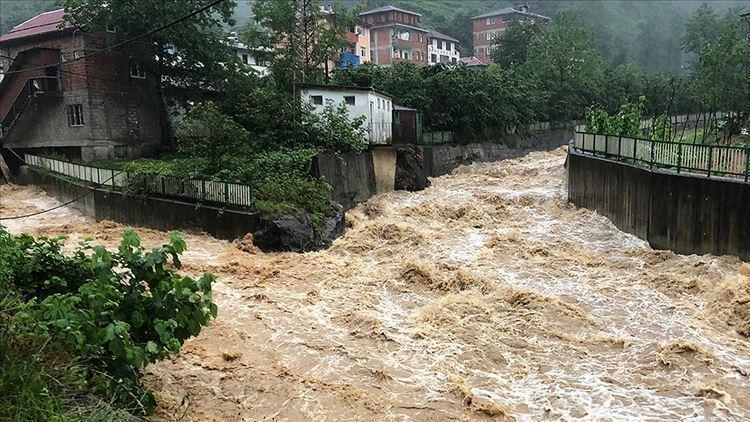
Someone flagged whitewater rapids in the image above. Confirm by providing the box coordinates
[2,147,749,421]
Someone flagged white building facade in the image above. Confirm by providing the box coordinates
[228,32,269,76]
[298,84,393,145]
[427,30,460,65]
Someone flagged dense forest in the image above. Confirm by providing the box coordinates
[354,0,749,73]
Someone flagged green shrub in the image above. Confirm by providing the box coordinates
[0,227,217,415]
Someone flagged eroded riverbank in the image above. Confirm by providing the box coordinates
[2,147,749,420]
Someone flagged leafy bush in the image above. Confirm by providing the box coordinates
[0,227,217,414]
[585,96,646,137]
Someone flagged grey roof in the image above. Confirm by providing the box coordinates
[427,30,459,43]
[360,5,422,17]
[471,7,550,21]
[393,104,417,111]
[296,83,394,100]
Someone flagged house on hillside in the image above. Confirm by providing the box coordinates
[339,21,372,68]
[427,30,460,65]
[228,32,269,75]
[0,9,163,160]
[359,5,428,67]
[471,4,550,63]
[298,84,393,145]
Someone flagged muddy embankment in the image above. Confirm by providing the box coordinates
[2,147,749,420]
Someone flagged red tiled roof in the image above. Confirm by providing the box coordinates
[0,9,67,43]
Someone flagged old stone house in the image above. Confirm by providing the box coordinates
[0,9,163,161]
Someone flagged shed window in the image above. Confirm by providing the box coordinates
[344,96,355,106]
[67,104,84,126]
[130,63,146,79]
[310,95,324,105]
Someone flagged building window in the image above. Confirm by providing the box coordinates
[378,98,381,109]
[242,53,249,64]
[126,107,140,138]
[361,47,366,57]
[418,33,423,42]
[106,24,116,33]
[67,104,84,126]
[130,63,146,79]
[486,17,491,25]
[344,96,355,106]
[114,145,127,158]
[73,50,82,60]
[431,53,437,63]
[310,95,323,105]
[441,40,446,49]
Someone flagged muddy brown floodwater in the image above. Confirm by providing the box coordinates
[2,147,750,421]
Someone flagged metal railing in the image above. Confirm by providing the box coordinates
[572,130,750,182]
[25,154,254,207]
[2,76,62,138]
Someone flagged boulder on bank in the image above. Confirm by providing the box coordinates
[252,203,345,252]
[395,145,430,191]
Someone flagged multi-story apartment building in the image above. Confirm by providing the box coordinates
[340,21,372,68]
[471,4,550,63]
[359,5,428,67]
[0,9,163,160]
[426,30,460,65]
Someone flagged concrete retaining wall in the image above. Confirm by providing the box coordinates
[568,150,750,260]
[423,127,573,177]
[313,147,399,211]
[18,167,258,240]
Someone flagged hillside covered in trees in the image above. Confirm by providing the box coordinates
[3,0,747,75]
[352,0,749,73]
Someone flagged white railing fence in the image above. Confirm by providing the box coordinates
[25,154,254,207]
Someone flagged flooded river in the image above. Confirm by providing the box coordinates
[2,147,749,420]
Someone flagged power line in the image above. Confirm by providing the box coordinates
[0,53,124,85]
[0,165,124,220]
[3,0,229,76]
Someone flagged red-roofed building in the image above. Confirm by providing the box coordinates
[0,9,162,160]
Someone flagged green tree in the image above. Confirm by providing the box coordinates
[525,12,605,120]
[59,0,248,146]
[692,21,750,143]
[490,20,547,68]
[245,0,356,93]
[681,4,726,55]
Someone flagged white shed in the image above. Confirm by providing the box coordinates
[298,84,393,145]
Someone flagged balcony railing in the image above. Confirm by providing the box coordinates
[1,76,61,138]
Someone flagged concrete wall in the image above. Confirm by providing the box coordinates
[423,126,573,177]
[314,150,378,211]
[19,167,258,240]
[568,150,750,260]
[371,147,396,193]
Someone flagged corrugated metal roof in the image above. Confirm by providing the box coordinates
[471,7,550,21]
[459,56,490,67]
[360,5,422,17]
[0,9,67,43]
